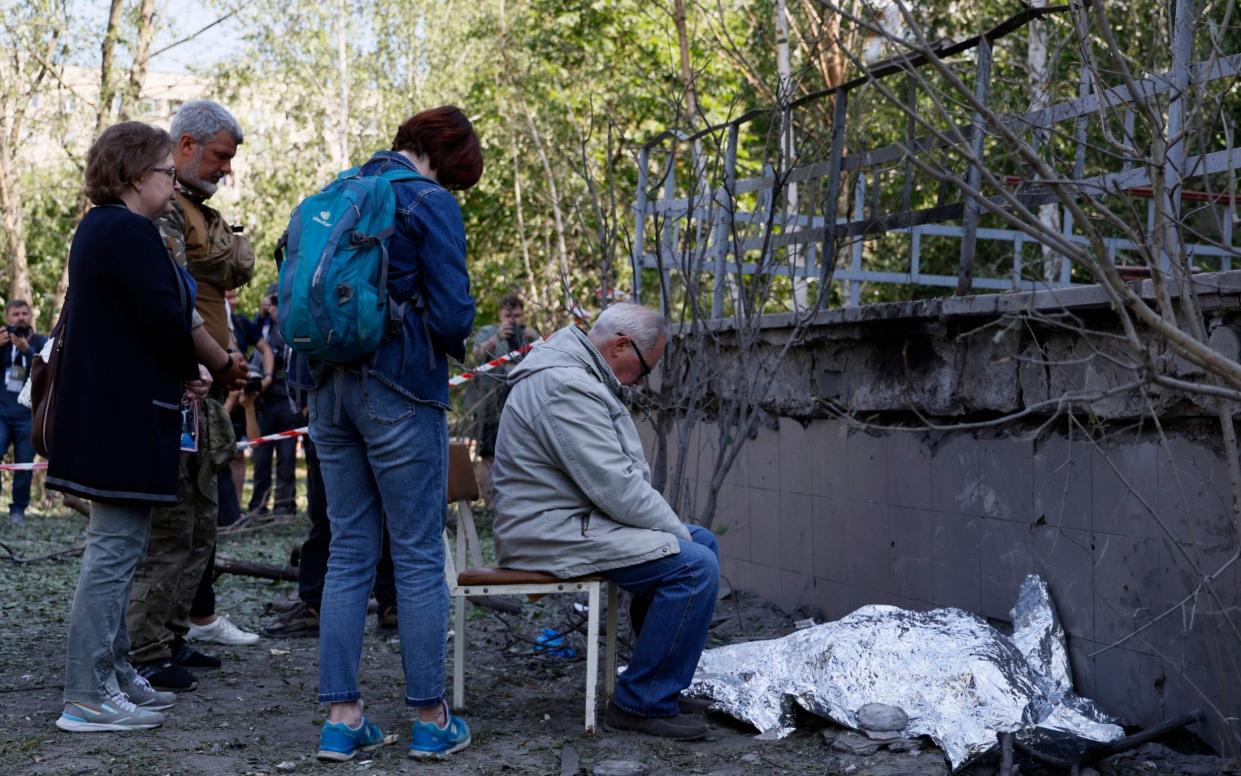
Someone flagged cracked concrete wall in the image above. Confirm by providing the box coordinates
[652,272,1241,753]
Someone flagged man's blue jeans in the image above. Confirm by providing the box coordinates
[0,412,35,512]
[310,370,448,708]
[606,525,719,718]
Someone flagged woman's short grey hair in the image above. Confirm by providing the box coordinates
[589,303,668,350]
[170,100,243,145]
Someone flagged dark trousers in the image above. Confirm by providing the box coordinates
[299,438,395,612]
[249,395,299,514]
[0,411,35,512]
[189,468,243,620]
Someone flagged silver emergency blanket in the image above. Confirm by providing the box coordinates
[686,574,1122,769]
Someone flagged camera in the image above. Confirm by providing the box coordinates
[5,325,31,339]
[506,322,526,352]
[244,367,264,395]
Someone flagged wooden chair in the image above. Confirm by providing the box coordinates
[444,442,618,734]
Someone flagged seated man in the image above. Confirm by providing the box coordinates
[492,302,718,741]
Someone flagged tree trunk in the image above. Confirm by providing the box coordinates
[120,0,159,120]
[1027,0,1063,282]
[54,0,125,321]
[673,0,698,121]
[335,0,349,169]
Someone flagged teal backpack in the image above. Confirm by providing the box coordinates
[275,164,434,364]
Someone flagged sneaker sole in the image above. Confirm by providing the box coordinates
[317,742,382,762]
[136,700,176,711]
[56,717,161,732]
[187,635,261,645]
[408,735,471,760]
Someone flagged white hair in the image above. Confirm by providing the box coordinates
[171,100,244,145]
[588,303,668,350]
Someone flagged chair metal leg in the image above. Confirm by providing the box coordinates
[452,594,466,710]
[605,582,618,700]
[585,582,600,734]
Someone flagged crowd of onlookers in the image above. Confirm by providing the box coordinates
[9,95,720,763]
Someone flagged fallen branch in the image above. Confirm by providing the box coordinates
[62,495,91,517]
[214,556,297,581]
[0,541,84,564]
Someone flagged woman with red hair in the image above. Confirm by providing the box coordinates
[295,106,482,762]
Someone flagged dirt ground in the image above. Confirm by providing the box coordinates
[2,507,1237,776]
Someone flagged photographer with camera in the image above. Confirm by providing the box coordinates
[0,299,46,524]
[247,284,299,517]
[468,293,539,504]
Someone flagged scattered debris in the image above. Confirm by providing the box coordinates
[592,760,647,776]
[857,703,908,735]
[559,744,579,776]
[831,731,884,756]
[274,761,296,771]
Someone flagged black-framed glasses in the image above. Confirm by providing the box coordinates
[150,166,177,180]
[619,332,652,379]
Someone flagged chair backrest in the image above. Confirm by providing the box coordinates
[447,441,480,503]
[443,441,485,579]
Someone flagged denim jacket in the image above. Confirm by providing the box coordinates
[289,151,475,408]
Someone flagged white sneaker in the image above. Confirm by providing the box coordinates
[186,615,260,646]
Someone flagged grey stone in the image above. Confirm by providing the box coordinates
[856,702,908,733]
[885,738,923,753]
[593,761,647,776]
[739,753,761,764]
[864,729,903,741]
[831,731,883,756]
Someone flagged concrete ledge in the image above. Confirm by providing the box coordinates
[676,270,1241,335]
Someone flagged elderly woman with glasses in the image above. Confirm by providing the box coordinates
[50,121,209,733]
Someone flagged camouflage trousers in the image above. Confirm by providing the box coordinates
[126,398,234,664]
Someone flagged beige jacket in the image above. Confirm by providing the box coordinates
[492,326,690,578]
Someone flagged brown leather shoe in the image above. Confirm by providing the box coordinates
[603,701,707,740]
[678,695,714,715]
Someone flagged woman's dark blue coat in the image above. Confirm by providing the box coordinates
[47,204,199,504]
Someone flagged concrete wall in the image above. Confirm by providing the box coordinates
[652,272,1241,752]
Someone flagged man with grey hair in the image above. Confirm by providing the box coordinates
[492,303,719,741]
[127,99,259,693]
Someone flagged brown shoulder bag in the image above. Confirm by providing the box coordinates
[31,308,67,458]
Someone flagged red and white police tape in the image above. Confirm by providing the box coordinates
[0,338,545,472]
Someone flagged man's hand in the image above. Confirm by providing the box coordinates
[185,364,213,398]
[497,320,514,340]
[213,351,248,390]
[0,330,11,347]
[12,334,30,354]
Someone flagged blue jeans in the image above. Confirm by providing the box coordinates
[310,369,448,708]
[606,525,719,718]
[0,412,35,512]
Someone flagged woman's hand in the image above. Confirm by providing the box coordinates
[184,364,213,399]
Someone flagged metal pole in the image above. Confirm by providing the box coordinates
[818,90,848,310]
[712,123,739,318]
[631,146,650,303]
[1161,0,1194,275]
[957,39,992,295]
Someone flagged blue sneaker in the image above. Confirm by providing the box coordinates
[317,716,385,762]
[408,704,470,759]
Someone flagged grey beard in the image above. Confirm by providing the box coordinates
[182,146,219,196]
